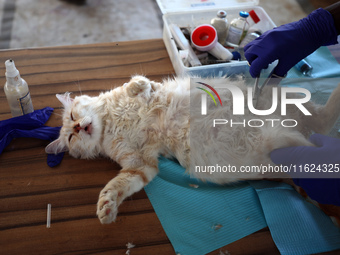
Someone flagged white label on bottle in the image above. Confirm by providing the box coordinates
[18,91,34,114]
[227,26,243,45]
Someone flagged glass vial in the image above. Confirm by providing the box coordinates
[294,59,313,76]
[211,10,228,45]
[226,11,249,47]
[4,59,34,117]
[239,30,262,48]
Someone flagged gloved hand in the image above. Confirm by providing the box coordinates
[245,8,338,78]
[270,134,340,206]
[0,107,64,167]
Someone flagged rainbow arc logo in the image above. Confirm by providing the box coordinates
[196,82,222,106]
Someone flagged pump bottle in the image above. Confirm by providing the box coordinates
[4,59,34,117]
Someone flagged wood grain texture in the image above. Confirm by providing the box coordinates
[0,39,338,255]
[309,0,339,9]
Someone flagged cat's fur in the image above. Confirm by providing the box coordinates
[46,75,340,224]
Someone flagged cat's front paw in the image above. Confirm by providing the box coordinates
[126,76,151,98]
[96,188,120,224]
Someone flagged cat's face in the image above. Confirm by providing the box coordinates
[46,93,103,159]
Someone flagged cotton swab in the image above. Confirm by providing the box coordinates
[46,204,51,228]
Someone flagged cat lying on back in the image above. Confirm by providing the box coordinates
[45,75,340,224]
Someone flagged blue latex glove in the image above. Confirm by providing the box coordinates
[0,107,64,167]
[0,107,53,134]
[245,8,338,78]
[270,134,340,206]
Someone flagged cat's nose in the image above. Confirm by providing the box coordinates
[74,123,82,133]
[74,123,92,134]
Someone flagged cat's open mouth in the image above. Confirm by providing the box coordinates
[84,123,93,135]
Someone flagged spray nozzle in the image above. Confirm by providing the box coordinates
[5,59,19,78]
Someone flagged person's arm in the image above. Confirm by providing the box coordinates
[292,178,340,206]
[245,5,339,78]
[326,1,340,34]
[270,134,340,206]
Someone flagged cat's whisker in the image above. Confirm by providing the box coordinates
[73,79,83,96]
[51,112,63,117]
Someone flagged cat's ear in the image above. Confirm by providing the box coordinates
[56,93,73,108]
[45,138,69,154]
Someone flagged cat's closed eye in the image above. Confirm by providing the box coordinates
[71,112,75,121]
[69,134,73,143]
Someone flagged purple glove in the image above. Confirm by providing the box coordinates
[270,134,340,206]
[245,8,338,78]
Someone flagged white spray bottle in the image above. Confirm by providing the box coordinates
[4,59,34,117]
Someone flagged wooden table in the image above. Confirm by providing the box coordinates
[0,39,338,255]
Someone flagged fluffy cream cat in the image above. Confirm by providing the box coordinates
[45,75,340,224]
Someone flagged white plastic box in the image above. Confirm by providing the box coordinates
[156,0,276,77]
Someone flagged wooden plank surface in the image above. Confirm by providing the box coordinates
[0,39,338,255]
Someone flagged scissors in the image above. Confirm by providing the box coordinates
[252,64,286,108]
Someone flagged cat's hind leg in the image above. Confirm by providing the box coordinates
[125,75,161,98]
